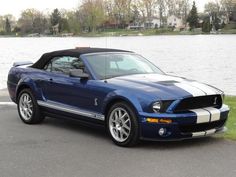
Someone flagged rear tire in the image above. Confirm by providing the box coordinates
[17,88,44,124]
[107,102,139,147]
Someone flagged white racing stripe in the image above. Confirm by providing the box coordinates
[206,129,216,135]
[192,129,216,137]
[174,82,206,97]
[190,82,217,95]
[192,131,206,137]
[190,108,211,123]
[204,107,221,122]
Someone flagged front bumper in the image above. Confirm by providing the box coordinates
[138,104,230,141]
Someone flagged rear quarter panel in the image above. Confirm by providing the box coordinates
[7,66,43,103]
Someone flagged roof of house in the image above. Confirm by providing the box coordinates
[31,47,132,69]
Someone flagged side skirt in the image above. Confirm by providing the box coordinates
[37,100,105,121]
[42,110,105,127]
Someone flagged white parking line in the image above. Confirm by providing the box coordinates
[0,102,16,106]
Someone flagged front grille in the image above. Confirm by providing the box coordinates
[174,95,222,113]
[179,119,226,133]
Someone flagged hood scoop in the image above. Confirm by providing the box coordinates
[155,80,179,85]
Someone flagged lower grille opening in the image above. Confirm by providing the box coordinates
[179,119,226,133]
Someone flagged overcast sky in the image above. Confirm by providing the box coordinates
[0,0,213,18]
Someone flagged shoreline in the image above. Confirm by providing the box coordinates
[1,30,236,38]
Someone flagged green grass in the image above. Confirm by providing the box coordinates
[77,28,183,37]
[224,96,236,140]
[220,29,236,34]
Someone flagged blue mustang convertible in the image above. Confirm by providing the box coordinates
[7,48,230,146]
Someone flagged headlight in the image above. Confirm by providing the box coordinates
[153,101,162,113]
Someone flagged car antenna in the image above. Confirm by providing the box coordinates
[104,36,108,83]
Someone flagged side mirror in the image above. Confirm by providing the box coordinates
[69,69,89,80]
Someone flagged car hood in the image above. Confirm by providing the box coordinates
[107,74,222,100]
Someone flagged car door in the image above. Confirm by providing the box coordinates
[40,56,96,112]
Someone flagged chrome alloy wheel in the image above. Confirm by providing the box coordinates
[19,93,33,121]
[109,107,131,142]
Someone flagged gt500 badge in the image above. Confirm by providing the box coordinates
[94,98,98,106]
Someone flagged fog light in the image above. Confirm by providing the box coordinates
[159,128,167,136]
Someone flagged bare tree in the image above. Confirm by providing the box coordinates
[137,0,158,25]
[165,0,190,25]
[205,1,222,30]
[157,0,166,27]
[112,0,133,28]
[79,0,105,32]
[220,0,235,21]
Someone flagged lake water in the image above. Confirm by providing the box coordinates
[0,35,235,95]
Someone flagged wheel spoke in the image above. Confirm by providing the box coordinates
[28,109,33,114]
[23,109,27,117]
[123,124,131,131]
[26,111,31,118]
[124,118,130,124]
[120,113,128,121]
[118,110,122,118]
[120,130,124,139]
[115,112,118,121]
[23,95,27,102]
[121,128,128,136]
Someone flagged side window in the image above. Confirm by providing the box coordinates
[44,56,86,75]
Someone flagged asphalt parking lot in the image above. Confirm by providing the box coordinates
[0,90,236,177]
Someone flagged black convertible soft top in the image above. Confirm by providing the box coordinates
[31,47,131,69]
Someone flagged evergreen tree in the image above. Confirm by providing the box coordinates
[187,1,199,31]
[5,17,11,33]
[202,16,211,33]
[50,9,61,33]
[51,9,61,26]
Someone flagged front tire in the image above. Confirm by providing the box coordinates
[17,88,44,124]
[107,102,139,147]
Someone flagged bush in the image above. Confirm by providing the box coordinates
[202,17,211,33]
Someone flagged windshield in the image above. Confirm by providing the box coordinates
[84,53,164,79]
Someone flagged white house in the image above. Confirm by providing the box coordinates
[128,17,161,29]
[145,17,161,29]
[167,15,184,29]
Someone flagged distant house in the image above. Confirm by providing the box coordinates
[167,15,184,29]
[27,33,40,37]
[144,17,160,29]
[143,17,161,29]
[52,24,59,35]
[128,17,160,29]
[103,21,118,29]
[127,24,144,30]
